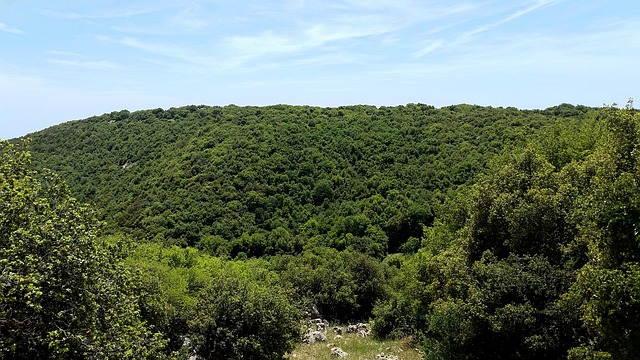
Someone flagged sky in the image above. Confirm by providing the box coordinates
[1,0,639,139]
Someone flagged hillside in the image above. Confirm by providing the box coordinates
[26,103,589,257]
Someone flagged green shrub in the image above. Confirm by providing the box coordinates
[189,273,300,360]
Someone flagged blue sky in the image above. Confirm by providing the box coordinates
[1,0,639,139]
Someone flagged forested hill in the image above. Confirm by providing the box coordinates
[26,103,592,257]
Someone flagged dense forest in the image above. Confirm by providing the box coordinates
[2,102,639,359]
[26,104,583,255]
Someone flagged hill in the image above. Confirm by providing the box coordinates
[25,103,589,257]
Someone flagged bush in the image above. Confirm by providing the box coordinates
[274,247,390,321]
[189,273,300,360]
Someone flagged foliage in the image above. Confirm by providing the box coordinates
[0,140,166,359]
[17,102,639,359]
[190,272,299,360]
[374,105,640,359]
[127,242,300,359]
[26,104,575,256]
[272,247,390,322]
[560,104,640,359]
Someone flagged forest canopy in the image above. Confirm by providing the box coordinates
[26,103,587,257]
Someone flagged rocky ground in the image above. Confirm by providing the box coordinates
[288,320,423,360]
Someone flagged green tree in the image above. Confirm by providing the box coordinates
[375,147,583,359]
[0,140,165,359]
[374,105,640,359]
[274,247,389,321]
[127,243,301,359]
[189,272,300,360]
[562,105,640,359]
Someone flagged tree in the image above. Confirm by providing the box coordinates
[374,105,640,359]
[189,272,300,360]
[127,242,302,359]
[374,146,584,359]
[0,140,165,359]
[562,105,640,359]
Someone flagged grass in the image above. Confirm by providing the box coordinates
[287,328,423,360]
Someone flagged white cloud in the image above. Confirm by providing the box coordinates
[463,0,559,39]
[414,39,444,58]
[47,59,122,70]
[73,0,489,75]
[303,14,400,42]
[114,36,212,65]
[411,0,562,58]
[40,4,166,19]
[228,32,302,59]
[169,4,211,31]
[0,22,23,34]
[227,0,482,63]
[47,50,82,56]
[382,15,640,83]
[0,73,48,88]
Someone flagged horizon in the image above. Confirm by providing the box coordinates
[2,0,639,139]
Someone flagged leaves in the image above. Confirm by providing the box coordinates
[0,140,166,359]
[374,106,640,359]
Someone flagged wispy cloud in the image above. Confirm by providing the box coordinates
[228,32,301,58]
[40,4,165,20]
[462,0,558,39]
[47,50,82,56]
[0,22,23,34]
[227,18,394,61]
[288,52,381,68]
[306,14,401,42]
[73,0,488,75]
[48,59,121,70]
[414,0,560,58]
[226,10,415,67]
[231,0,481,62]
[169,4,210,31]
[0,72,48,88]
[28,0,634,102]
[414,39,445,58]
[103,36,240,72]
[386,15,640,82]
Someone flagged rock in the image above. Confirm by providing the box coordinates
[347,322,369,333]
[303,330,327,344]
[376,353,398,360]
[331,346,348,357]
[333,326,343,335]
[334,335,343,340]
[308,318,329,332]
[315,331,328,342]
[357,328,370,338]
